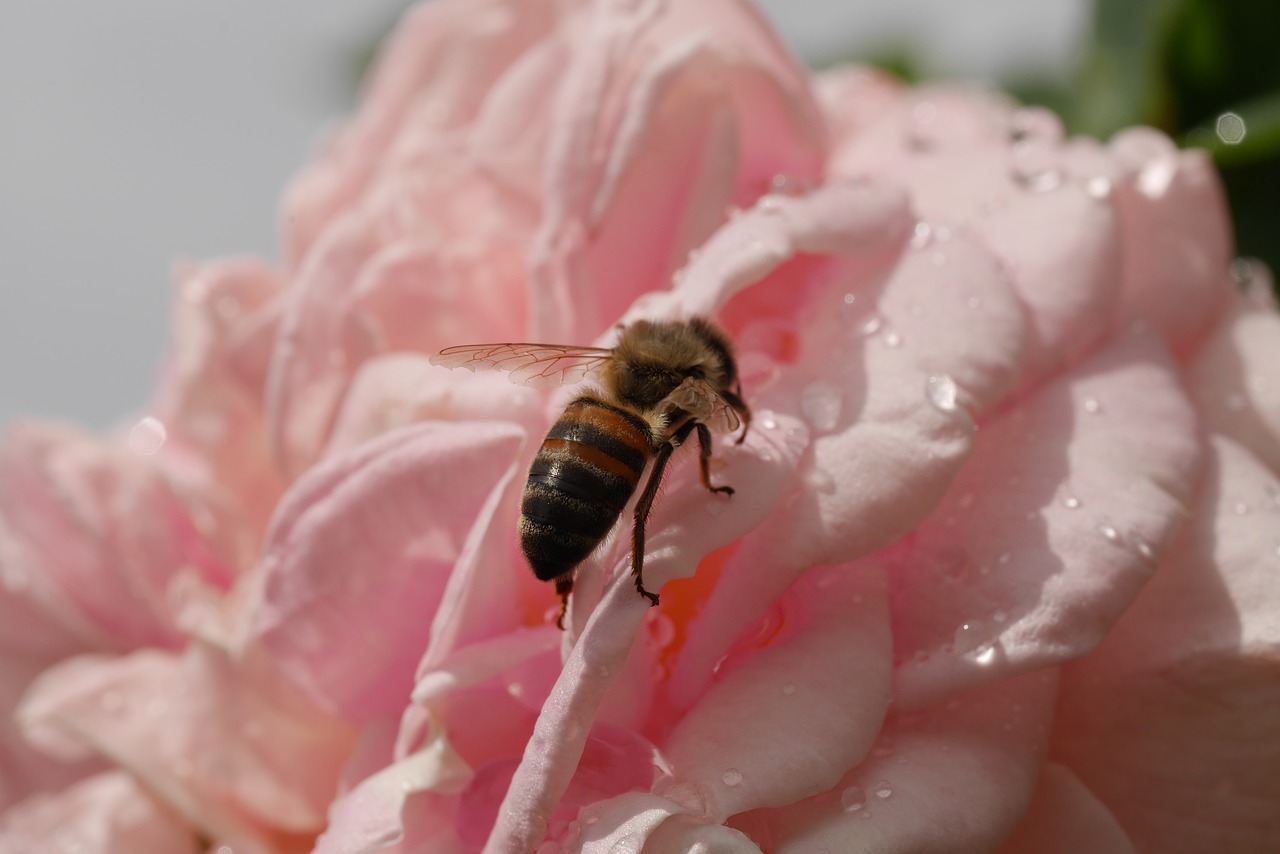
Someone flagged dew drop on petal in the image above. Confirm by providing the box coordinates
[842,292,857,306]
[759,411,778,430]
[1234,502,1250,516]
[925,374,959,413]
[1085,176,1113,199]
[1100,523,1120,542]
[860,315,883,336]
[874,781,893,799]
[975,645,997,666]
[129,417,167,456]
[883,330,903,348]
[841,785,866,812]
[722,768,744,787]
[910,222,932,249]
[782,682,797,695]
[581,807,601,826]
[1062,494,1081,510]
[1083,397,1102,414]
[801,381,843,432]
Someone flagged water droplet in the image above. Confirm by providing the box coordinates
[1234,501,1250,516]
[1062,495,1081,510]
[128,417,167,456]
[801,381,843,432]
[1134,536,1156,561]
[1100,523,1119,542]
[1083,397,1102,414]
[581,807,601,825]
[711,655,728,674]
[882,330,903,348]
[998,552,1012,565]
[769,174,812,196]
[910,222,932,249]
[933,546,970,582]
[841,785,867,812]
[722,768,744,786]
[974,645,997,665]
[1137,159,1176,197]
[782,682,797,695]
[992,610,1007,624]
[1085,176,1113,199]
[954,621,981,649]
[648,612,676,647]
[842,292,857,306]
[874,781,893,799]
[1216,112,1247,145]
[1014,167,1063,193]
[860,315,883,336]
[759,411,778,430]
[217,847,234,854]
[925,375,959,413]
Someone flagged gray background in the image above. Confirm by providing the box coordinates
[0,0,1084,432]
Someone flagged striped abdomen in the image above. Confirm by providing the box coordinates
[519,397,654,582]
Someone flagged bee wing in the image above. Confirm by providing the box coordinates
[663,376,742,434]
[429,343,614,388]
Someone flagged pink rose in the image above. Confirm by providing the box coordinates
[3,1,1279,852]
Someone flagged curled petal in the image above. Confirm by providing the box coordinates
[1187,270,1280,470]
[660,565,891,822]
[894,330,1201,708]
[0,771,200,853]
[1052,437,1280,851]
[1107,128,1233,354]
[752,670,1056,853]
[248,421,525,722]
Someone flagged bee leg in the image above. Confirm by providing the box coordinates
[631,421,698,607]
[695,423,733,495]
[723,387,752,445]
[554,575,574,630]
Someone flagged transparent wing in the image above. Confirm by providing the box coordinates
[428,343,614,389]
[662,376,741,434]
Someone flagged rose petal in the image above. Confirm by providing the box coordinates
[750,670,1055,853]
[249,421,525,722]
[1107,128,1233,355]
[528,0,827,341]
[18,644,355,847]
[282,0,559,264]
[1187,272,1280,471]
[0,771,200,853]
[894,329,1201,708]
[659,565,891,822]
[314,722,470,854]
[0,422,230,651]
[997,764,1135,854]
[1052,437,1280,851]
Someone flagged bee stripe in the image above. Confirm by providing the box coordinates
[545,400,651,473]
[537,438,640,486]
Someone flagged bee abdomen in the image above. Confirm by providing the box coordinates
[519,398,653,582]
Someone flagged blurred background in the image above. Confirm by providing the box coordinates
[1,0,1276,431]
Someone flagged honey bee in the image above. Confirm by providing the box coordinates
[430,317,751,627]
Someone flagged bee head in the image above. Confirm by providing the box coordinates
[607,318,738,409]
